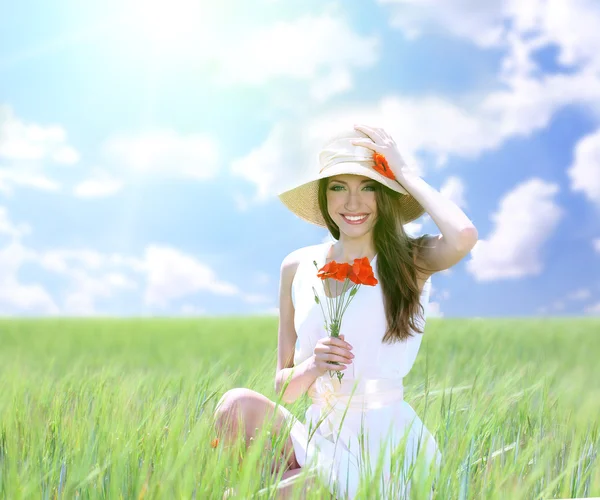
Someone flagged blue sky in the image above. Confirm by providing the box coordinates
[0,0,599,317]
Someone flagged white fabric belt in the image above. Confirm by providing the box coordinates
[308,376,404,412]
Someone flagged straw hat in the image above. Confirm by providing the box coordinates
[278,128,425,227]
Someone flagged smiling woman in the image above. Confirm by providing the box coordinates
[212,125,481,498]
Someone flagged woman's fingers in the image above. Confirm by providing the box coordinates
[326,363,347,371]
[354,124,387,143]
[351,138,383,152]
[315,347,352,363]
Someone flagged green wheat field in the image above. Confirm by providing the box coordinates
[0,317,598,499]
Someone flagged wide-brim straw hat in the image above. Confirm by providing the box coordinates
[278,128,425,227]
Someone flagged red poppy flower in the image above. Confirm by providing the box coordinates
[317,261,350,282]
[332,262,351,281]
[210,438,219,448]
[348,257,378,286]
[373,152,396,180]
[317,261,337,280]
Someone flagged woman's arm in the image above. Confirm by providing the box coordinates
[274,250,320,404]
[352,124,478,274]
[397,173,478,274]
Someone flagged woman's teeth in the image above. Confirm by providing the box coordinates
[342,214,368,224]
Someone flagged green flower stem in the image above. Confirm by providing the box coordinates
[340,284,360,317]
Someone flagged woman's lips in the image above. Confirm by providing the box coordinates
[341,214,369,225]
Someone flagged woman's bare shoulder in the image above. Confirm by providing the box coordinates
[280,242,325,273]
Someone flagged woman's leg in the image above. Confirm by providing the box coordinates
[274,467,307,499]
[274,468,333,500]
[214,390,334,498]
[213,388,300,476]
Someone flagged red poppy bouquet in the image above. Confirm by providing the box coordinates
[312,256,378,382]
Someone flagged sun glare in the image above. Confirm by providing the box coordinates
[125,0,206,50]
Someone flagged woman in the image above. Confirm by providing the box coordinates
[213,125,478,498]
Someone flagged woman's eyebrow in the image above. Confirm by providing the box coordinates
[329,180,375,185]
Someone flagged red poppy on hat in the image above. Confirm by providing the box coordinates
[373,153,396,181]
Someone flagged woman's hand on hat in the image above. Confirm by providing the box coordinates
[351,124,408,184]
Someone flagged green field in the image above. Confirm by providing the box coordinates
[0,317,598,499]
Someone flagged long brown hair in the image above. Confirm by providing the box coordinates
[318,177,431,343]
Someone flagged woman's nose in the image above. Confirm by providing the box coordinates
[344,192,361,209]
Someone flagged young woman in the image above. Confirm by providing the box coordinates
[213,125,478,498]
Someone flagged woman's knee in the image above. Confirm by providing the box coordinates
[215,388,265,415]
[215,388,249,412]
[214,388,300,472]
[214,388,266,433]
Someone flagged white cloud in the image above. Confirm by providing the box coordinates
[38,249,146,276]
[232,123,301,202]
[231,109,425,203]
[379,0,507,47]
[74,176,123,198]
[0,168,61,196]
[375,0,600,165]
[180,304,207,316]
[594,238,600,253]
[427,301,443,318]
[0,105,79,164]
[440,176,467,208]
[114,2,376,102]
[430,284,450,304]
[310,67,353,103]
[39,249,106,273]
[212,13,379,102]
[0,106,72,196]
[234,68,600,203]
[538,288,593,315]
[28,243,265,314]
[0,241,59,315]
[0,207,57,314]
[232,192,251,212]
[141,246,279,310]
[433,288,451,300]
[62,270,137,316]
[33,248,143,315]
[403,221,423,237]
[143,245,238,308]
[0,214,146,315]
[467,178,562,281]
[233,59,600,204]
[566,288,591,301]
[232,121,319,202]
[254,272,271,287]
[103,130,219,180]
[379,0,600,70]
[242,293,272,305]
[251,306,279,316]
[568,128,600,206]
[0,206,267,315]
[0,206,31,239]
[585,301,600,315]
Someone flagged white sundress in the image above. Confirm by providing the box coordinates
[277,242,442,499]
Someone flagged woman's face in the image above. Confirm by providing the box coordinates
[326,174,378,237]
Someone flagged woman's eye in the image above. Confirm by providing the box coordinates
[329,185,376,191]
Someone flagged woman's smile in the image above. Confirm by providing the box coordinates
[341,213,370,225]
